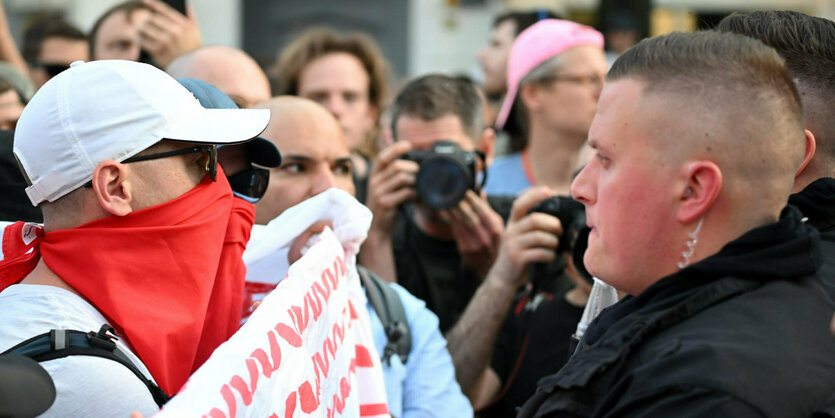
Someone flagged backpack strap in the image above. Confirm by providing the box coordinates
[358,265,412,365]
[1,325,170,407]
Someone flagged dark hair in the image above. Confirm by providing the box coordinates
[493,10,562,35]
[22,16,86,62]
[716,10,835,170]
[389,74,484,142]
[88,1,150,59]
[273,28,389,157]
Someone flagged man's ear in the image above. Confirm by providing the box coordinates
[91,160,134,217]
[519,83,542,112]
[677,161,722,224]
[477,128,495,167]
[795,129,816,178]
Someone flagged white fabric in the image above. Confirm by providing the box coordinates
[157,189,389,417]
[574,278,620,339]
[13,59,270,205]
[0,284,159,417]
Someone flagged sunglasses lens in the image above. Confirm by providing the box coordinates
[228,167,269,202]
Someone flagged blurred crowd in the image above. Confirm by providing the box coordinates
[0,1,833,417]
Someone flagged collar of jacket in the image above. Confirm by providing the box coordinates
[538,205,822,392]
[789,177,835,233]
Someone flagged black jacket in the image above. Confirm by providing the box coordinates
[518,206,835,417]
[789,177,835,300]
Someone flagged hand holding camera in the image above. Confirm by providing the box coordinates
[486,187,563,291]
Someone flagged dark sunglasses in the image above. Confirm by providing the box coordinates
[30,61,70,78]
[227,166,269,203]
[84,145,217,188]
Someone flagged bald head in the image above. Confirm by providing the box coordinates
[251,97,353,224]
[166,46,271,108]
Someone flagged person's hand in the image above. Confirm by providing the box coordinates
[365,141,418,240]
[486,187,562,290]
[288,221,333,264]
[441,190,504,278]
[138,0,202,69]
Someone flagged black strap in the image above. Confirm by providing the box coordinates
[1,325,170,407]
[358,265,412,365]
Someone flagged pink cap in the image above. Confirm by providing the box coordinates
[495,19,604,130]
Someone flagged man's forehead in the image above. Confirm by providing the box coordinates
[298,53,370,92]
[395,113,475,150]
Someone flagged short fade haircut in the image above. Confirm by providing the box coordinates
[273,28,389,157]
[88,1,150,59]
[716,10,835,174]
[609,31,805,211]
[22,16,86,63]
[493,10,562,34]
[389,74,484,142]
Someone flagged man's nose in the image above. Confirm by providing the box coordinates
[570,164,594,205]
[310,167,337,196]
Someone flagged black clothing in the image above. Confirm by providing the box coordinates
[392,196,513,333]
[0,130,42,222]
[392,207,482,333]
[519,206,835,418]
[789,177,835,300]
[479,287,583,418]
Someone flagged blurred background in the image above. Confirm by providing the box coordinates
[4,0,834,85]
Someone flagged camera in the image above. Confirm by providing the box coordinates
[401,140,485,210]
[528,196,593,286]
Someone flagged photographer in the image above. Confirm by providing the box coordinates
[447,187,591,413]
[360,75,502,334]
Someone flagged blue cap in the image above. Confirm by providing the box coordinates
[177,78,281,168]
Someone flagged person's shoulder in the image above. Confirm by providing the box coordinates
[37,356,159,417]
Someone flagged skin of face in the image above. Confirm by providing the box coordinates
[297,52,377,153]
[93,9,152,61]
[30,37,89,88]
[570,79,683,295]
[479,19,517,97]
[126,141,209,211]
[254,102,355,225]
[0,89,24,130]
[529,45,608,139]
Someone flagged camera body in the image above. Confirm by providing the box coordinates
[528,196,593,285]
[401,140,483,210]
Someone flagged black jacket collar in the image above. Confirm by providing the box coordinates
[789,177,835,232]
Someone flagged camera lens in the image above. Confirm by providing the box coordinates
[416,157,470,210]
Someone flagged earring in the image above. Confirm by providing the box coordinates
[677,217,704,269]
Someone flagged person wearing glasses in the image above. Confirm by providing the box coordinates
[0,60,269,417]
[485,19,607,197]
[247,95,472,418]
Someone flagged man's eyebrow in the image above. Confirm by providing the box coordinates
[335,157,353,166]
[281,154,314,163]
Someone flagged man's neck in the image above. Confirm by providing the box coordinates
[526,122,586,195]
[19,258,80,296]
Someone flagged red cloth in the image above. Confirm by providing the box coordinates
[0,171,253,395]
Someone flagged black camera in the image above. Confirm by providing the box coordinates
[528,196,593,286]
[402,140,485,210]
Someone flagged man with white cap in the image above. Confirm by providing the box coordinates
[0,59,269,417]
[485,19,607,197]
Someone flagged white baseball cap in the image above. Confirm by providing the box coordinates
[13,60,271,205]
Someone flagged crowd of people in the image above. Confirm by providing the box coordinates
[0,1,833,417]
